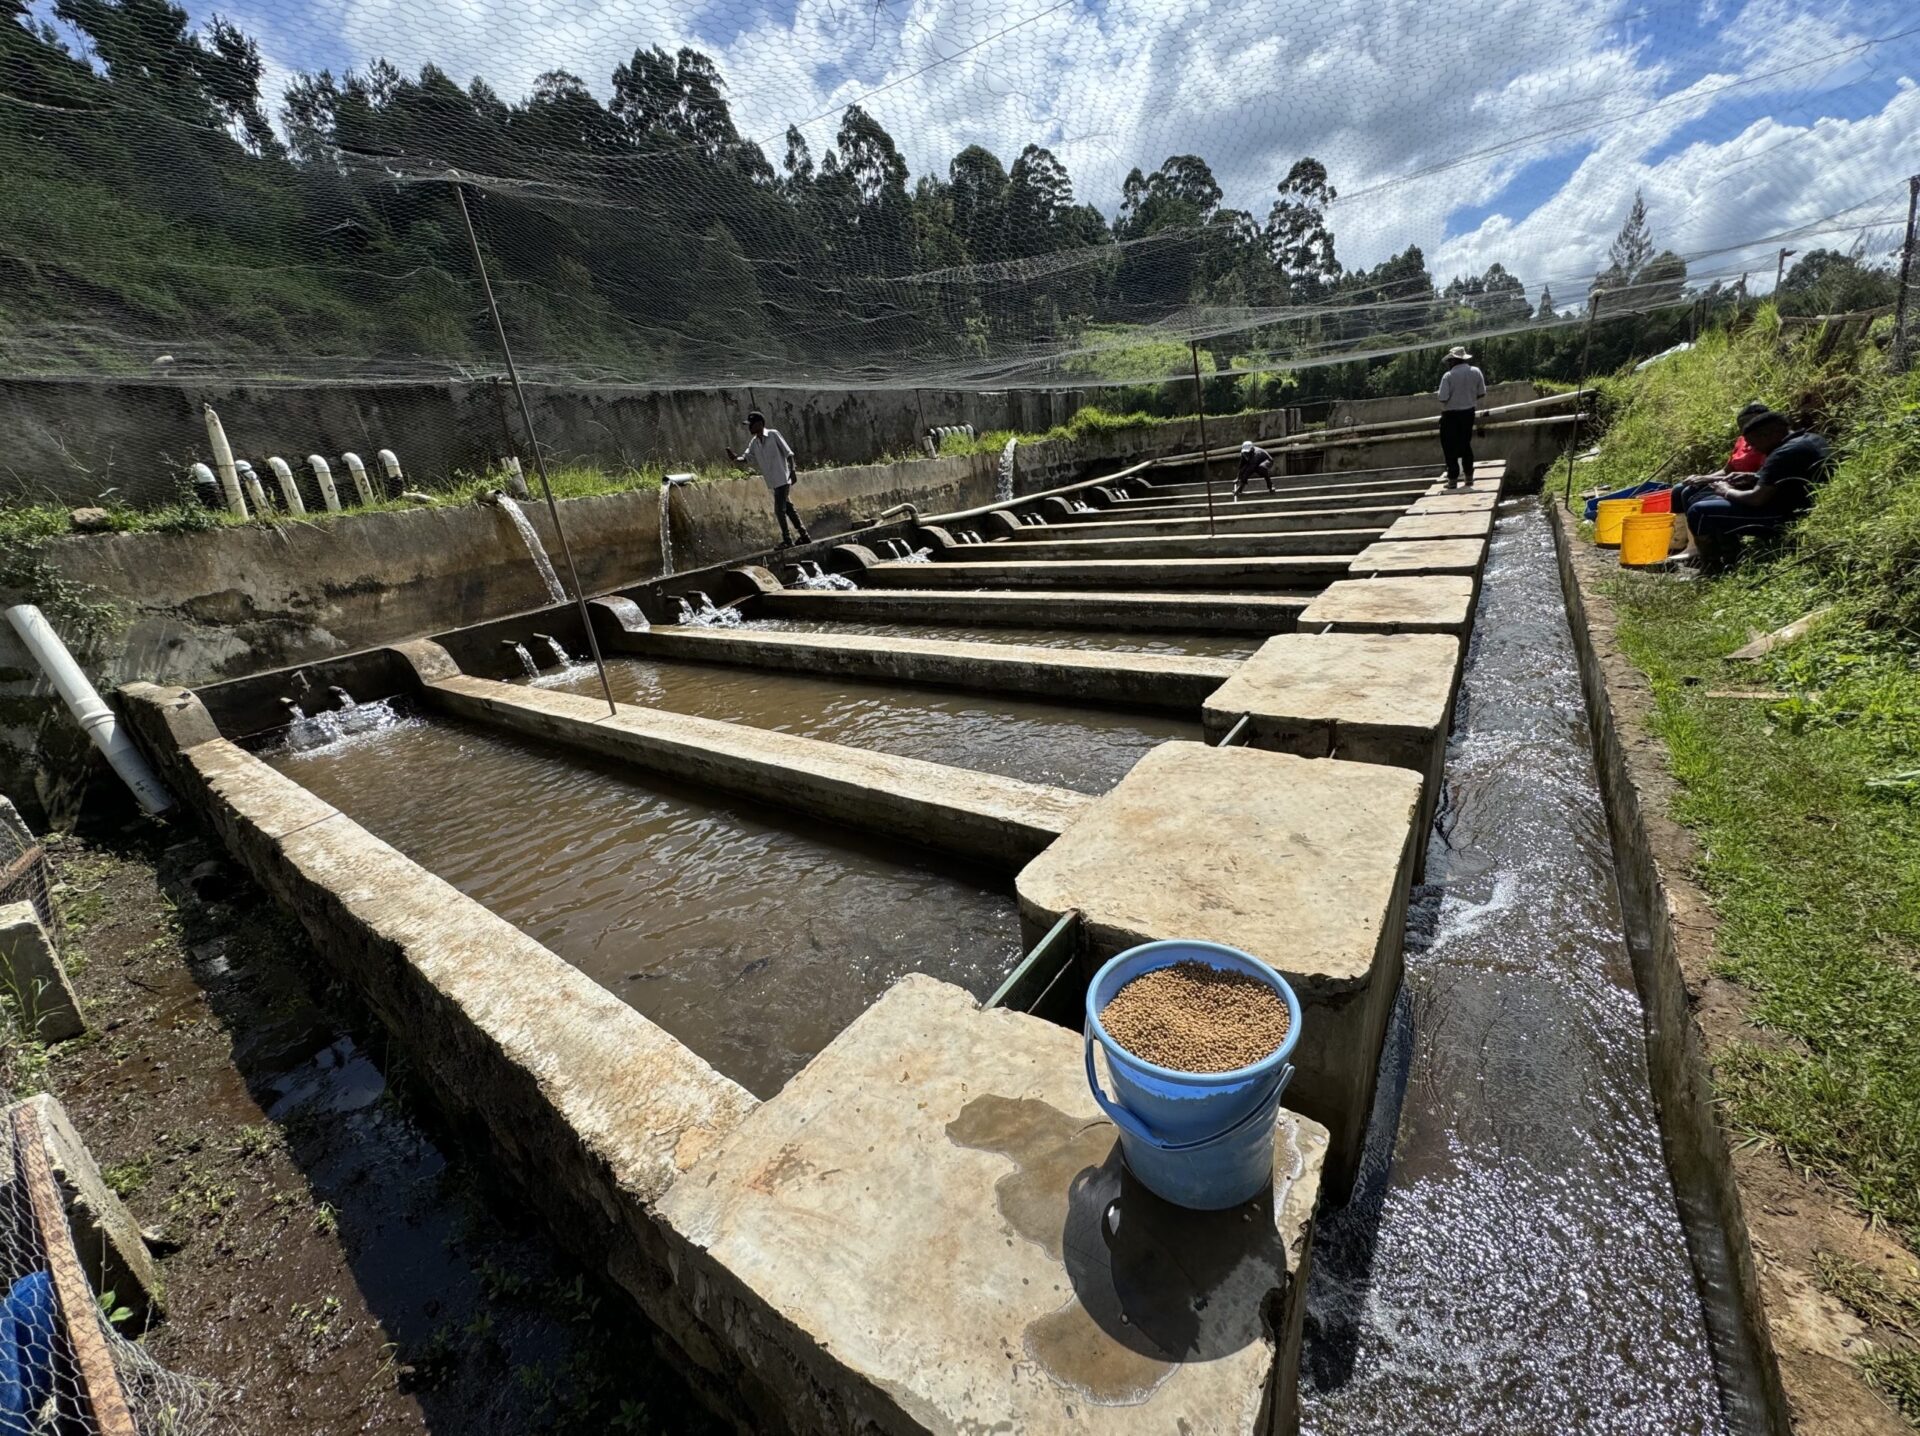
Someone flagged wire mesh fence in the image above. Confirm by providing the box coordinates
[2,2,1918,516]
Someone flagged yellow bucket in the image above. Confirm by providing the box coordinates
[1595,497,1642,547]
[1619,511,1675,567]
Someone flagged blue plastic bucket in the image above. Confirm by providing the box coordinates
[1084,939,1302,1210]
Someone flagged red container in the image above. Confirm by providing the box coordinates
[1640,488,1673,515]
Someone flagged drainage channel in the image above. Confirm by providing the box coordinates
[524,653,1199,793]
[1301,500,1731,1435]
[736,616,1262,659]
[267,715,1022,1098]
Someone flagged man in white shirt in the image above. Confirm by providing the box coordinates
[726,410,812,547]
[1436,346,1488,489]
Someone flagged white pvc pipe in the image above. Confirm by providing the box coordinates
[377,448,403,493]
[203,405,248,517]
[188,462,220,509]
[341,452,375,506]
[267,456,305,515]
[307,454,341,512]
[5,605,173,816]
[236,460,271,515]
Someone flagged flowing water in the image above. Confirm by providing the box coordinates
[659,481,675,576]
[494,494,567,605]
[269,718,1021,1098]
[1300,501,1727,1435]
[997,436,1017,504]
[745,617,1260,660]
[529,655,1194,793]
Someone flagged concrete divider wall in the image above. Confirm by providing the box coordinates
[1547,508,1788,1433]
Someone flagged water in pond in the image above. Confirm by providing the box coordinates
[269,717,1022,1098]
[530,655,1195,794]
[744,617,1259,660]
[1301,501,1728,1435]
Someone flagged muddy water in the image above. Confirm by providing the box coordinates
[270,717,1022,1098]
[741,617,1260,660]
[532,655,1197,793]
[1302,501,1728,1435]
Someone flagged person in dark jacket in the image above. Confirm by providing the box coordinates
[1234,441,1276,498]
[1680,409,1833,566]
[1436,346,1487,488]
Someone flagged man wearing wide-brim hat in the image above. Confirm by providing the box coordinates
[1436,344,1488,489]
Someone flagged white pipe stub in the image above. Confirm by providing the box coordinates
[4,605,173,816]
[267,456,306,515]
[307,455,341,513]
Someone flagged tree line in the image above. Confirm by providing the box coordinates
[0,0,1901,398]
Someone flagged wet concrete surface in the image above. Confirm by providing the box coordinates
[269,717,1022,1098]
[1300,500,1728,1434]
[530,653,1197,794]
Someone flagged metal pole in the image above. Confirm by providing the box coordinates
[1892,175,1920,373]
[1775,247,1794,296]
[1190,340,1215,538]
[455,183,618,717]
[1563,290,1602,509]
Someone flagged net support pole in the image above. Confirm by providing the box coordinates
[1190,341,1215,538]
[1893,174,1920,375]
[1563,291,1602,509]
[454,182,618,719]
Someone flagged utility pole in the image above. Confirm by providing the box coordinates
[455,183,618,718]
[1190,340,1216,538]
[1775,247,1796,296]
[1563,290,1602,508]
[1893,174,1919,374]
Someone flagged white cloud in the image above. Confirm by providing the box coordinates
[234,0,1920,297]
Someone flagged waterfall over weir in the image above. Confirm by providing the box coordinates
[996,436,1017,504]
[493,494,567,606]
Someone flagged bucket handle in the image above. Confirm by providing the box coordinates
[1084,1024,1294,1153]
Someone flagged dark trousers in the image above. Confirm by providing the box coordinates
[772,483,809,543]
[1439,409,1476,484]
[1233,462,1275,497]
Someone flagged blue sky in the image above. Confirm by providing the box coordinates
[33,0,1920,299]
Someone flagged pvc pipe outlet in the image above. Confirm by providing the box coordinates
[267,457,306,515]
[307,455,341,512]
[202,405,248,517]
[4,604,173,816]
[377,448,403,497]
[188,462,221,510]
[236,460,271,515]
[342,452,375,506]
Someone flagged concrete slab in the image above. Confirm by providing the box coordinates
[943,529,1386,562]
[860,555,1346,592]
[608,627,1237,712]
[0,900,85,1041]
[2,1094,163,1319]
[1348,539,1486,578]
[1026,504,1410,541]
[425,672,1089,870]
[1072,485,1426,522]
[1382,508,1495,541]
[1409,490,1499,515]
[1016,742,1420,1198]
[1200,632,1461,873]
[752,587,1309,635]
[659,975,1329,1435]
[1298,576,1476,637]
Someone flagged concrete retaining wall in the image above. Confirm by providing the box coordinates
[1328,379,1540,428]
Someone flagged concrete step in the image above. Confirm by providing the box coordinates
[861,555,1346,591]
[1348,538,1488,579]
[753,587,1308,633]
[1382,508,1495,541]
[657,975,1329,1435]
[425,672,1088,869]
[1298,576,1477,638]
[944,529,1385,562]
[605,626,1238,712]
[1041,503,1410,541]
[1115,474,1436,504]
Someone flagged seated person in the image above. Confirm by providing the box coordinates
[1234,441,1276,498]
[1680,409,1832,566]
[1672,400,1770,514]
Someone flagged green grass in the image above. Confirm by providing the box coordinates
[1593,318,1920,1252]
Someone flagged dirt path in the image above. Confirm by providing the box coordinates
[28,816,724,1435]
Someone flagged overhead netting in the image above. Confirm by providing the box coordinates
[1,0,1916,393]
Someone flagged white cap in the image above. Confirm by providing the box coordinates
[1240,440,1253,453]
